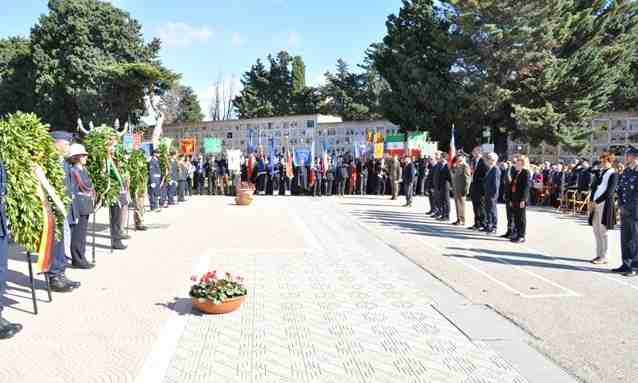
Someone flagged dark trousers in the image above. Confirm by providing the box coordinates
[283,177,291,194]
[376,176,384,195]
[196,174,205,195]
[257,174,267,194]
[485,197,498,231]
[149,185,160,210]
[168,182,177,204]
[471,192,486,227]
[427,189,436,213]
[160,184,168,206]
[109,204,124,246]
[178,180,187,201]
[338,179,346,196]
[186,177,193,196]
[505,201,515,235]
[271,176,280,195]
[417,176,426,195]
[325,180,333,196]
[404,181,414,205]
[438,186,450,218]
[360,175,368,195]
[47,218,68,277]
[207,176,216,195]
[513,204,526,238]
[70,215,89,266]
[0,231,7,313]
[620,212,638,270]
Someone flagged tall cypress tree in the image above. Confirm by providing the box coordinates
[292,56,306,95]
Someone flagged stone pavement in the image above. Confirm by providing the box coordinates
[2,195,576,383]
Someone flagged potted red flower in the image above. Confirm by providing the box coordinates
[236,181,255,206]
[189,271,248,314]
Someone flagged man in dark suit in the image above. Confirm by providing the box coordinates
[148,149,161,210]
[402,156,416,207]
[482,152,501,234]
[435,154,452,221]
[469,146,488,230]
[429,153,443,217]
[205,155,217,195]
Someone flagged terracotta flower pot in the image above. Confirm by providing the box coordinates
[191,296,246,315]
[235,188,254,206]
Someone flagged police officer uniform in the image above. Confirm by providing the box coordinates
[148,150,162,211]
[616,146,638,276]
[47,131,81,292]
[0,161,23,339]
[168,156,178,204]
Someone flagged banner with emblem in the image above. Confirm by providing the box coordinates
[179,138,197,155]
[203,137,222,154]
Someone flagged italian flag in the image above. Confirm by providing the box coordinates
[385,134,405,156]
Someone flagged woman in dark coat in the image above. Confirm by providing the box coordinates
[589,153,619,265]
[69,144,96,269]
[510,156,530,243]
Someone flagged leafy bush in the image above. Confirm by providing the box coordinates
[83,125,120,208]
[128,149,148,199]
[0,112,69,251]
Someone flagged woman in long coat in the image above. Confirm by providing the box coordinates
[589,152,619,265]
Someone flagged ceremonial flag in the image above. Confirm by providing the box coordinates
[286,150,294,178]
[385,135,405,156]
[448,124,456,166]
[132,133,142,150]
[321,139,328,176]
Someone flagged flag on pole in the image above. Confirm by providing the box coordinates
[385,135,405,156]
[448,124,456,166]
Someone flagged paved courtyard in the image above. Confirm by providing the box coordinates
[1,195,617,383]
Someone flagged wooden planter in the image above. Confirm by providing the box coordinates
[191,296,246,315]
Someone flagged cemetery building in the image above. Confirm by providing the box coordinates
[162,114,401,155]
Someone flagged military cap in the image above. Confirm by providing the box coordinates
[50,130,74,142]
[625,145,638,156]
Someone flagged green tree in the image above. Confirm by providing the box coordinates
[367,0,462,141]
[233,59,275,119]
[0,37,36,117]
[292,56,306,94]
[176,86,204,123]
[29,0,177,130]
[451,0,638,153]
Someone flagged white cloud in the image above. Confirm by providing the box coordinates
[157,22,215,48]
[286,31,301,48]
[231,32,245,47]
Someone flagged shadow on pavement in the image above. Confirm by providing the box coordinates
[443,252,608,273]
[155,297,202,317]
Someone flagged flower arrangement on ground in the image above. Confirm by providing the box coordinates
[189,271,247,314]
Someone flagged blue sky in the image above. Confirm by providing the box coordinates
[1,0,399,119]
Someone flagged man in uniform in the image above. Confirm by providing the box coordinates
[148,149,161,211]
[168,151,178,205]
[615,146,638,276]
[47,131,81,292]
[206,155,217,195]
[388,155,401,200]
[0,160,23,339]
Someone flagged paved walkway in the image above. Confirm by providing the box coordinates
[2,196,576,383]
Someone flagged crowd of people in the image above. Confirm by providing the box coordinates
[3,133,638,341]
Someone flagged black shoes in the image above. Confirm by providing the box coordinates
[622,270,637,277]
[72,262,94,270]
[112,242,127,250]
[612,266,631,273]
[468,225,480,231]
[135,225,148,231]
[49,276,78,293]
[511,237,526,243]
[0,316,22,340]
